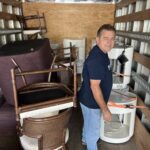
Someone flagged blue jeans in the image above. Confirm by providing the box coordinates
[80,103,101,150]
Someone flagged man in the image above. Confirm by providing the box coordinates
[78,24,116,150]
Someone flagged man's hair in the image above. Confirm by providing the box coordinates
[97,24,116,37]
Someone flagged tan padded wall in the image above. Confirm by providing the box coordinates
[23,2,115,54]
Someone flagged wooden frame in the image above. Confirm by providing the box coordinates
[11,63,77,122]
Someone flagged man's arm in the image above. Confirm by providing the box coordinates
[90,79,112,121]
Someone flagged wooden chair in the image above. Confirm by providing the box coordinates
[53,42,78,67]
[21,12,47,39]
[51,43,77,88]
[20,108,72,150]
[11,63,76,141]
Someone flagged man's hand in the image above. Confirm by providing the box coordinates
[102,109,112,122]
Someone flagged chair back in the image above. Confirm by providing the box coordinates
[22,108,72,150]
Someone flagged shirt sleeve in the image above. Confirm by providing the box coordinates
[87,59,105,80]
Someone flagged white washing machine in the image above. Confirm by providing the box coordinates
[100,45,137,143]
[100,90,137,143]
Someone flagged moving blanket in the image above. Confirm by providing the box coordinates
[0,38,53,105]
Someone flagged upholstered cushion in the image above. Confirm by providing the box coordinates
[0,89,4,106]
[0,102,16,135]
[18,88,70,106]
[0,39,53,105]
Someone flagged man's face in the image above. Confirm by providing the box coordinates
[96,30,115,53]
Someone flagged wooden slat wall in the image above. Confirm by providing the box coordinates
[22,2,115,54]
[0,0,23,45]
[0,0,22,8]
[0,12,22,20]
[134,117,150,150]
[137,99,150,121]
[133,52,150,69]
[115,0,150,148]
[115,9,150,22]
[116,31,150,43]
[116,0,136,9]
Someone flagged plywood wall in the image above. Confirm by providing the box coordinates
[23,2,115,54]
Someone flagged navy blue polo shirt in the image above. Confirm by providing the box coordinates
[78,45,112,109]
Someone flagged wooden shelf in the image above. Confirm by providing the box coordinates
[0,29,22,35]
[0,0,22,8]
[115,9,150,22]
[0,12,22,20]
